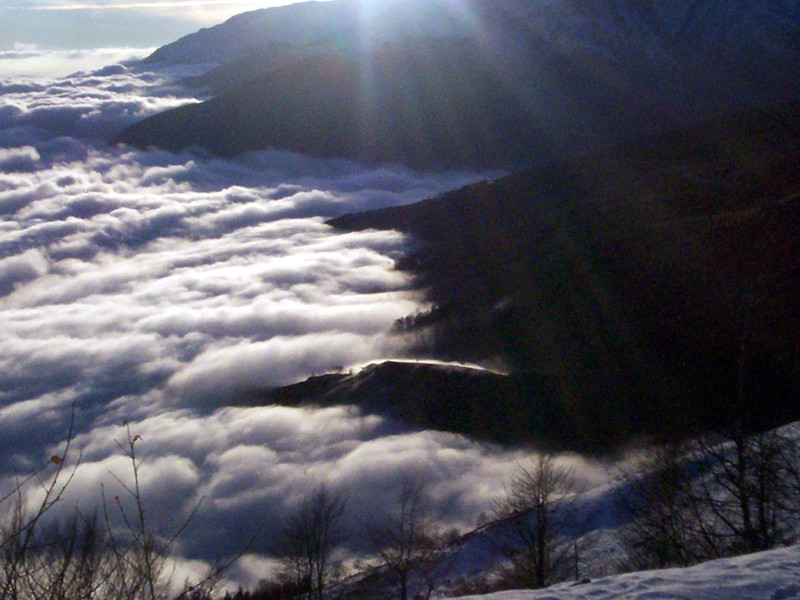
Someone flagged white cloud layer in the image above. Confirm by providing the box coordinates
[37,408,610,571]
[0,61,576,588]
[0,47,155,78]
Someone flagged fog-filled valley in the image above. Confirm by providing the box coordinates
[2,0,800,598]
[0,62,542,590]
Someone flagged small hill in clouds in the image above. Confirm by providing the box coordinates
[117,0,800,168]
[241,360,593,452]
[330,100,800,450]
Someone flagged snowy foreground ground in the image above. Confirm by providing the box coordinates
[455,544,800,600]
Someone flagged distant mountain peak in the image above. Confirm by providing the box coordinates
[144,0,800,68]
[122,0,800,168]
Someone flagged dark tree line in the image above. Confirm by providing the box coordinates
[230,458,594,600]
[618,424,800,570]
[14,420,800,600]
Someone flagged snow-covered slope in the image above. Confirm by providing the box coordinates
[369,422,800,600]
[453,544,800,600]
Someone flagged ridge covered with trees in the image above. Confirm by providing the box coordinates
[330,100,800,451]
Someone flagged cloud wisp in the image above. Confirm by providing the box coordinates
[0,46,156,78]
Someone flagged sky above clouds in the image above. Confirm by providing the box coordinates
[0,0,329,75]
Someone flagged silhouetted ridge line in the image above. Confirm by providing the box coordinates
[117,0,800,169]
[329,100,800,451]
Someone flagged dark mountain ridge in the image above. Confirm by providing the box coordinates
[121,39,571,168]
[118,0,800,168]
[146,0,800,68]
[144,0,470,68]
[329,100,800,446]
[119,1,800,451]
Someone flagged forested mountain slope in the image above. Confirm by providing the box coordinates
[330,100,800,448]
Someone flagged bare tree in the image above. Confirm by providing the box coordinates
[25,514,105,600]
[0,415,79,600]
[616,439,711,570]
[619,424,800,572]
[692,426,799,556]
[0,422,236,600]
[493,454,579,589]
[279,484,347,600]
[103,427,167,600]
[362,476,447,600]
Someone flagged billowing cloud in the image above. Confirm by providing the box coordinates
[0,248,48,295]
[0,145,40,171]
[0,58,604,591]
[0,65,483,432]
[0,62,201,138]
[37,407,608,564]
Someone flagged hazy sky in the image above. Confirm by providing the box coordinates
[0,0,321,51]
[0,0,331,76]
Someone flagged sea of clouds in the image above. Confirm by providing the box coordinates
[0,58,609,589]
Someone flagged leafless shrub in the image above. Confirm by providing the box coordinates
[492,453,581,589]
[0,421,235,600]
[616,439,710,570]
[618,426,800,571]
[361,476,455,600]
[278,484,346,600]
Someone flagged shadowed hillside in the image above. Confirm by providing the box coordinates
[330,101,800,447]
[117,0,800,169]
[118,37,640,169]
